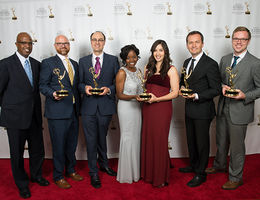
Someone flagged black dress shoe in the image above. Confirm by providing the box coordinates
[100,166,117,176]
[31,177,50,186]
[187,175,206,187]
[19,187,31,199]
[179,166,194,173]
[91,175,101,189]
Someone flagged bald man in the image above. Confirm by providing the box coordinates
[40,35,83,189]
[0,32,49,199]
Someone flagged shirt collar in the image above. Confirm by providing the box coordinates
[16,51,29,65]
[233,50,247,60]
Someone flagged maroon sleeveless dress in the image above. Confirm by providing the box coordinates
[141,74,172,187]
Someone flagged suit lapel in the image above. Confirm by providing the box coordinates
[232,52,250,84]
[188,53,207,83]
[13,54,33,89]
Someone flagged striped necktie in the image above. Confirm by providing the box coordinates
[65,57,74,85]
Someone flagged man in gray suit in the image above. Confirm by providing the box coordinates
[206,26,260,190]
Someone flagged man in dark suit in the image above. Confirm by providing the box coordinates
[40,35,83,189]
[206,27,260,190]
[179,31,221,187]
[79,31,120,188]
[0,32,49,199]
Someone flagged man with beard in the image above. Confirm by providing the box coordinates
[40,35,83,189]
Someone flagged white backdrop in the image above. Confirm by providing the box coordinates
[0,0,260,159]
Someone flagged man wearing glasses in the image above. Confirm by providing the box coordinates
[206,26,260,190]
[0,32,49,198]
[40,35,83,189]
[79,31,120,188]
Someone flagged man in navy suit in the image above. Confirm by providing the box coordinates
[0,32,49,199]
[79,31,120,188]
[179,31,221,187]
[40,35,83,189]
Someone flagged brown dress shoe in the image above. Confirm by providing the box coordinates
[68,172,84,181]
[222,180,243,190]
[55,178,71,189]
[205,167,227,174]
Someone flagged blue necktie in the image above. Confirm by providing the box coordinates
[231,56,239,69]
[24,59,33,86]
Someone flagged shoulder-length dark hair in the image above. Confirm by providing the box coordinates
[146,39,172,79]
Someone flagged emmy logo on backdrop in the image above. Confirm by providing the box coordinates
[137,70,151,101]
[166,2,173,15]
[31,31,37,43]
[48,6,54,18]
[89,66,104,95]
[245,2,250,14]
[126,2,132,15]
[205,49,209,56]
[180,67,193,96]
[69,29,75,41]
[53,68,69,97]
[225,26,231,38]
[11,8,17,20]
[168,141,172,150]
[107,28,114,40]
[147,27,153,40]
[186,26,191,33]
[206,2,212,15]
[87,4,93,16]
[225,66,239,96]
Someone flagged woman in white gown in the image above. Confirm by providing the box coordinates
[116,44,143,183]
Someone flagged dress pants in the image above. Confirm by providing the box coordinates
[213,99,247,182]
[48,108,79,181]
[82,108,112,176]
[7,112,44,190]
[185,115,212,177]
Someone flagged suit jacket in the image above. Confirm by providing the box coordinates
[180,53,221,119]
[0,53,42,129]
[40,55,80,119]
[78,53,120,116]
[217,51,260,124]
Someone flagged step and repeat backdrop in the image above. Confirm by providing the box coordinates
[0,0,260,159]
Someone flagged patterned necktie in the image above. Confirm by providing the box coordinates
[95,57,101,79]
[188,58,196,74]
[24,59,33,86]
[231,56,240,69]
[65,57,74,85]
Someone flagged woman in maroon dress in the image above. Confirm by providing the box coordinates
[141,40,179,187]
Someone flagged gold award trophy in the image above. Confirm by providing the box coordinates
[48,6,54,18]
[87,4,93,17]
[126,2,132,15]
[180,67,193,96]
[89,67,104,95]
[206,2,212,15]
[69,29,75,41]
[11,8,17,20]
[245,2,250,14]
[31,31,37,43]
[166,2,173,15]
[225,26,231,38]
[53,68,69,96]
[225,67,239,96]
[137,70,151,101]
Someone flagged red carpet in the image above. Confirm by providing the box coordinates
[0,155,260,200]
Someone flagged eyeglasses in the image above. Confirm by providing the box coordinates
[232,38,249,42]
[91,39,105,43]
[55,42,70,46]
[17,41,34,45]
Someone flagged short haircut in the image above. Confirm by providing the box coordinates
[120,44,140,65]
[232,26,251,40]
[90,31,106,41]
[186,31,204,43]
